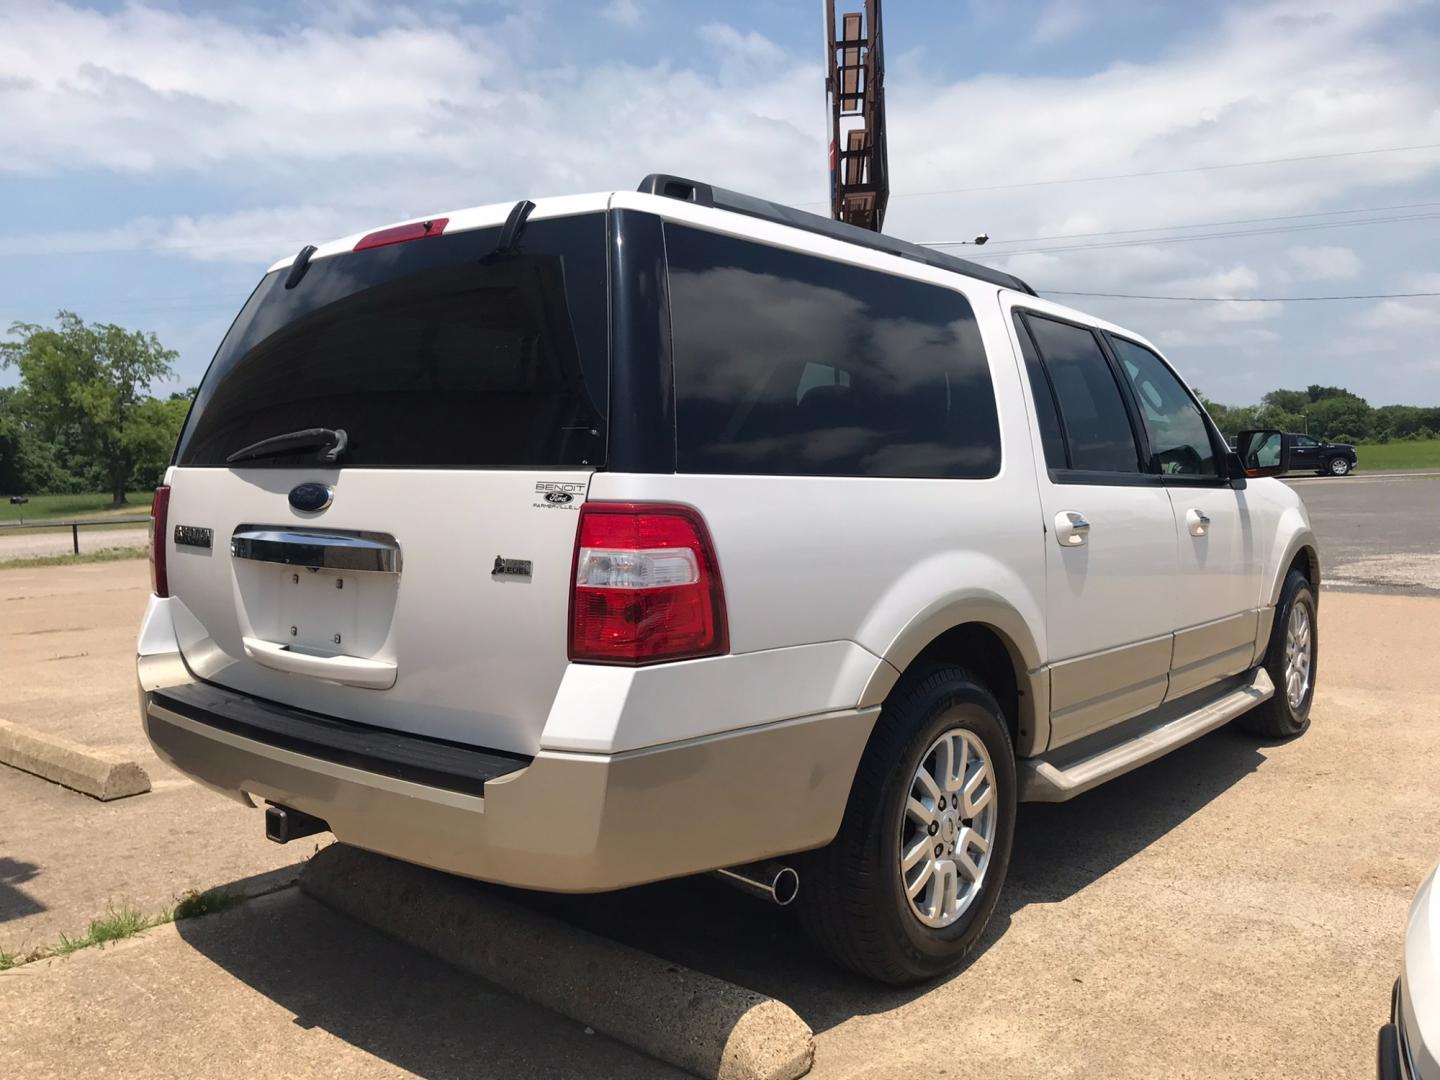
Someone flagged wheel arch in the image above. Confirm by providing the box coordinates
[1272,532,1320,605]
[859,597,1048,756]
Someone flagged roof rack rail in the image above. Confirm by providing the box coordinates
[635,173,1036,296]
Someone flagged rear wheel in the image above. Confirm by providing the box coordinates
[797,664,1016,985]
[1240,569,1317,738]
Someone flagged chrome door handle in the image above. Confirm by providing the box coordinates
[1054,511,1091,547]
[1185,509,1211,537]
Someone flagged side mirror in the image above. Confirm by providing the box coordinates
[1235,429,1290,478]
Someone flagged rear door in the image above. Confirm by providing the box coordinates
[1004,300,1180,749]
[1104,333,1260,698]
[163,210,610,756]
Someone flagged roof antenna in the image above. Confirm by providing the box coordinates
[284,244,318,289]
[488,200,536,260]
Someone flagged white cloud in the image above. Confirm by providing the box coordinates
[0,0,1438,403]
[1288,245,1361,280]
[601,0,641,29]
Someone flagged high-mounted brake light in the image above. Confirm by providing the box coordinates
[569,502,728,665]
[352,217,450,252]
[150,485,171,597]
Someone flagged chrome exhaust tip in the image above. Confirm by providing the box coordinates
[712,861,800,906]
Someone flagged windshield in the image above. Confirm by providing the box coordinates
[175,213,609,469]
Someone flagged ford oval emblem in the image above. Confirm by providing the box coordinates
[544,491,573,505]
[288,482,333,513]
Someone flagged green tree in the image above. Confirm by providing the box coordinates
[1262,388,1310,414]
[0,312,177,505]
[125,395,191,490]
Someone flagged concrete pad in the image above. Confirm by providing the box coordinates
[0,888,685,1079]
[0,764,313,953]
[0,558,157,764]
[302,845,815,1080]
[0,716,150,800]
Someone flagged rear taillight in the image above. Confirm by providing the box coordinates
[149,485,170,597]
[569,502,728,665]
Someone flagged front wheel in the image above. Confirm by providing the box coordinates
[1240,569,1317,738]
[1328,456,1352,476]
[797,664,1016,985]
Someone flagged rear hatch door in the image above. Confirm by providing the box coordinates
[163,208,609,757]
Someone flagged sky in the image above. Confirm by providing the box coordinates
[0,0,1437,406]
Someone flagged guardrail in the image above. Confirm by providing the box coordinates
[0,516,150,555]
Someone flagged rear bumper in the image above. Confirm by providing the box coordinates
[139,651,877,892]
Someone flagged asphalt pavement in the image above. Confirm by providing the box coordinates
[1284,470,1440,594]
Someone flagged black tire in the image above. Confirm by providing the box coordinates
[1239,569,1317,738]
[1327,456,1351,476]
[797,664,1016,985]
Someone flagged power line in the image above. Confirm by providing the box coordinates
[963,210,1440,259]
[882,141,1440,201]
[921,199,1440,248]
[1038,290,1440,302]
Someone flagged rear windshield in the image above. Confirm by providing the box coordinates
[176,213,608,469]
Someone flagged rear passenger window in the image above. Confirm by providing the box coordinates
[1021,315,1141,474]
[665,225,1001,479]
[1013,314,1067,470]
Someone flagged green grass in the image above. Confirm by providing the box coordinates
[0,491,154,524]
[1352,441,1440,472]
[171,887,242,921]
[55,904,150,956]
[0,545,148,571]
[0,888,250,970]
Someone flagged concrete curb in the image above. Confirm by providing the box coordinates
[0,717,151,800]
[301,845,814,1080]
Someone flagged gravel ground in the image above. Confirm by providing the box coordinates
[0,525,146,561]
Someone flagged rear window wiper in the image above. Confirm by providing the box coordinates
[226,427,349,465]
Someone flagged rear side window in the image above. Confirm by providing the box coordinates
[177,214,608,468]
[1020,314,1141,474]
[665,225,1001,479]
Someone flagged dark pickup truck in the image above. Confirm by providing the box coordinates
[1226,433,1358,476]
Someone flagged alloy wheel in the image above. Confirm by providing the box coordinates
[1284,600,1314,711]
[899,726,998,929]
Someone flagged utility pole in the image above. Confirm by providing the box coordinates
[824,0,889,232]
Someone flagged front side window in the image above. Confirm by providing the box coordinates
[1021,314,1141,474]
[1108,336,1220,478]
[1294,435,1319,447]
[665,225,1001,479]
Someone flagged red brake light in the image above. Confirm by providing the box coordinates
[150,485,171,597]
[569,502,728,665]
[352,217,449,252]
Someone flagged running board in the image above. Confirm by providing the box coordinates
[1019,668,1274,802]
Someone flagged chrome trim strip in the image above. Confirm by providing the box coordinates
[230,526,401,573]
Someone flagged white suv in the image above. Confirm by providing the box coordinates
[137,175,1320,984]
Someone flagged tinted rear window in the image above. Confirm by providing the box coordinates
[665,225,1001,479]
[177,214,608,468]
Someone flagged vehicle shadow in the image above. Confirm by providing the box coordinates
[519,723,1270,1034]
[0,856,45,926]
[169,723,1266,1066]
[173,868,679,1079]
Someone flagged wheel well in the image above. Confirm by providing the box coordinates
[906,623,1023,745]
[1288,545,1319,592]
